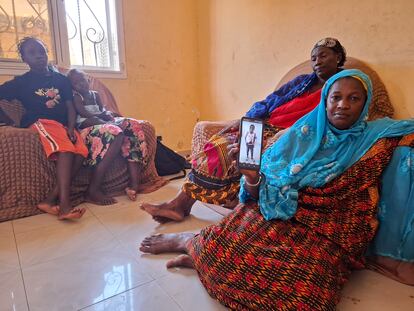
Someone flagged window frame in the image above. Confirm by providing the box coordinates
[0,0,127,79]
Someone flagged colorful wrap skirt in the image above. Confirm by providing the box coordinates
[80,117,149,167]
[182,124,280,206]
[187,136,406,310]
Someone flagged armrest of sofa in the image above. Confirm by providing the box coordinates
[0,100,24,127]
[191,120,238,157]
[0,126,55,218]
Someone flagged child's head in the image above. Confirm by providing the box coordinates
[67,69,90,94]
[17,37,48,71]
[249,124,255,132]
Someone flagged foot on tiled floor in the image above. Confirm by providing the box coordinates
[139,233,195,254]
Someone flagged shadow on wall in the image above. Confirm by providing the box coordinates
[374,61,414,119]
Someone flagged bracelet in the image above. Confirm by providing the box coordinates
[244,173,263,187]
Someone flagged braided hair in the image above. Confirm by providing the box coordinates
[17,36,47,59]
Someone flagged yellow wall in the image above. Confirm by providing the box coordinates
[197,0,414,121]
[0,0,201,151]
[103,0,200,150]
[2,0,413,150]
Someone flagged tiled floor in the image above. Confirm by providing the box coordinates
[1,178,413,311]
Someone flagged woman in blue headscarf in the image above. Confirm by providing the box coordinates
[140,69,414,310]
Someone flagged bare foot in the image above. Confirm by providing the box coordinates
[139,233,195,254]
[141,202,186,222]
[125,187,137,201]
[37,202,59,215]
[58,207,86,220]
[86,188,117,205]
[140,191,195,223]
[151,210,192,224]
[166,254,194,269]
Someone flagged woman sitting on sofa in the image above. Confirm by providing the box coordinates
[141,37,348,222]
[140,70,414,309]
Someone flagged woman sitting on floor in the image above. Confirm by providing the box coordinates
[141,37,349,222]
[140,69,414,310]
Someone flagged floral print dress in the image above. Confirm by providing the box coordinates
[80,117,149,167]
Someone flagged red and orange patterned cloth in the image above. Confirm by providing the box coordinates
[187,136,407,310]
[183,89,321,206]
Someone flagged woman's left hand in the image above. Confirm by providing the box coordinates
[99,112,114,121]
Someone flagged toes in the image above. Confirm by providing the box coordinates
[58,208,86,220]
[103,198,116,205]
[141,239,152,246]
[125,188,137,201]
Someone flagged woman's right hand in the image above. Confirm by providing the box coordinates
[220,119,240,135]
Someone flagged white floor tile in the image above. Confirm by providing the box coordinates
[96,200,223,280]
[87,196,134,216]
[338,270,414,310]
[12,203,94,234]
[157,269,227,311]
[81,280,182,311]
[2,178,414,311]
[0,220,13,235]
[94,206,175,279]
[0,270,28,311]
[137,179,186,204]
[0,231,19,274]
[22,244,153,311]
[15,216,116,267]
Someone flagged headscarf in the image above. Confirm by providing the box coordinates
[246,37,347,119]
[242,69,414,221]
[312,37,347,67]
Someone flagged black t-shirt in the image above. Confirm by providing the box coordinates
[0,69,73,127]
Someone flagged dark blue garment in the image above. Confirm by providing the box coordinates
[245,72,318,119]
[0,69,73,127]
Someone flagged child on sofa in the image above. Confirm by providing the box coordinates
[0,37,87,220]
[67,68,156,201]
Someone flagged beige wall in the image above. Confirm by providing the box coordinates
[197,0,414,121]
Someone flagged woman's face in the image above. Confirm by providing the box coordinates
[311,47,341,81]
[21,39,48,71]
[326,77,367,130]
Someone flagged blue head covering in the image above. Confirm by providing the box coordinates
[240,69,414,221]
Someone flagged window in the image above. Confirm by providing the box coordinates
[0,0,126,78]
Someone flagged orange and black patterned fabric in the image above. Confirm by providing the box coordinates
[183,125,279,206]
[187,137,403,310]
